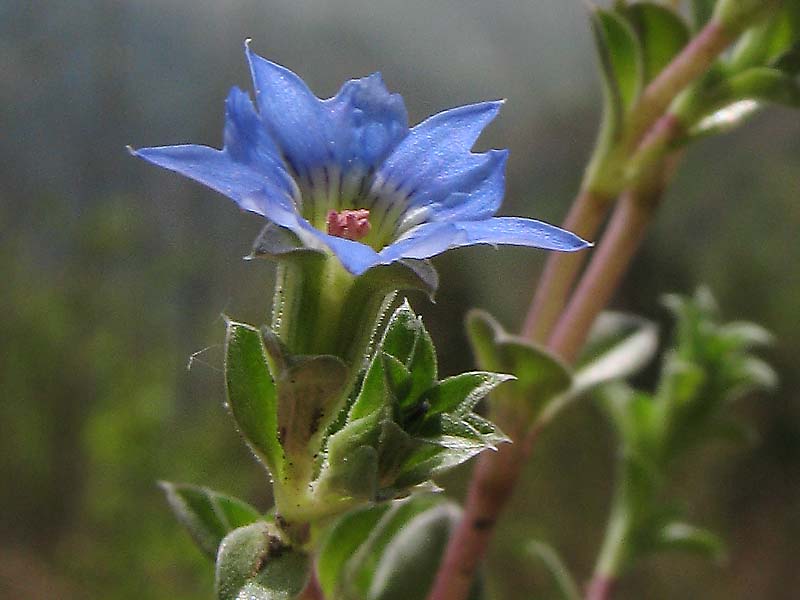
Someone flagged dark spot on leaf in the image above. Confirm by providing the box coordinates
[309,408,324,436]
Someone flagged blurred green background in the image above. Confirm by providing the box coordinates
[1,1,798,598]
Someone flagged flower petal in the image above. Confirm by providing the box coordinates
[326,73,408,172]
[223,86,297,196]
[378,217,590,264]
[246,43,331,176]
[427,149,508,222]
[375,101,503,202]
[452,217,592,251]
[132,144,293,217]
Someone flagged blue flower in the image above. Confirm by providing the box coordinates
[132,42,589,275]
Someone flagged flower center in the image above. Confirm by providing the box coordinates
[326,209,372,241]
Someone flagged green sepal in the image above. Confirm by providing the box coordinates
[247,224,438,300]
[574,312,659,396]
[215,522,310,600]
[466,309,572,431]
[159,482,261,559]
[247,222,325,262]
[225,320,283,477]
[623,2,690,83]
[317,495,463,600]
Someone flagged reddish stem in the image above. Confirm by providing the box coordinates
[428,429,536,600]
[522,189,611,343]
[585,575,616,600]
[547,191,654,363]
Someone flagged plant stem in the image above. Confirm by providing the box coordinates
[623,18,734,152]
[428,425,538,600]
[522,188,612,343]
[298,569,325,600]
[547,188,656,363]
[427,15,743,600]
[585,576,616,600]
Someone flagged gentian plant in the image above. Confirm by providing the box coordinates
[132,0,797,598]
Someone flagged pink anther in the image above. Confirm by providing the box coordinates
[326,209,372,241]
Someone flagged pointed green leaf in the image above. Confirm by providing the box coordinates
[316,409,382,500]
[651,522,726,562]
[624,3,690,82]
[526,540,581,600]
[349,351,390,420]
[381,352,412,402]
[339,496,450,599]
[726,66,800,106]
[381,300,424,364]
[575,312,659,395]
[405,320,437,407]
[317,503,393,599]
[424,371,515,417]
[377,420,418,483]
[466,310,572,428]
[367,503,461,600]
[377,301,438,408]
[215,522,310,600]
[718,321,774,348]
[160,482,261,559]
[590,6,643,122]
[225,320,283,476]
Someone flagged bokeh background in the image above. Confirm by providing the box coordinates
[2,1,798,598]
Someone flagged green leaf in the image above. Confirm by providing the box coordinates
[726,66,800,106]
[324,496,454,600]
[590,6,643,123]
[466,310,572,428]
[689,67,800,137]
[376,300,438,408]
[624,3,690,82]
[276,353,347,455]
[367,503,461,600]
[382,300,425,364]
[729,2,800,72]
[526,540,581,600]
[317,503,393,599]
[651,521,726,562]
[575,312,659,395]
[424,371,514,417]
[718,321,774,348]
[690,0,716,31]
[160,482,261,559]
[381,352,413,403]
[215,522,310,600]
[225,320,282,476]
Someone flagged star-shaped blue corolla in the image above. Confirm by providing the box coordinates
[133,43,589,275]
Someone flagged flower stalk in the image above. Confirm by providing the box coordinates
[430,3,769,596]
